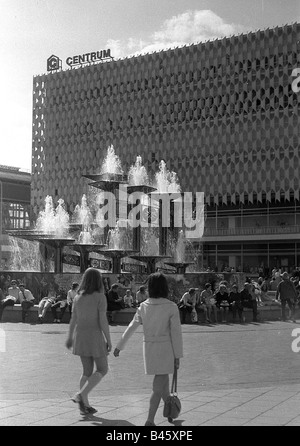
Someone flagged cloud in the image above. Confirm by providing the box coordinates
[107,9,247,57]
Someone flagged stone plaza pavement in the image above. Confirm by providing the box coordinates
[1,319,300,427]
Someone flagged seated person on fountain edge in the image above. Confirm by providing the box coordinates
[123,289,134,308]
[18,283,35,323]
[0,280,20,322]
[51,288,68,323]
[38,283,58,323]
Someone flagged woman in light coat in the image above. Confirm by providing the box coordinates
[114,272,183,426]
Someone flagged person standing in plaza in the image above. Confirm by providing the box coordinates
[0,279,20,322]
[114,272,183,426]
[275,272,297,322]
[18,283,35,323]
[65,267,112,415]
[107,283,124,310]
[66,282,79,317]
[106,283,125,323]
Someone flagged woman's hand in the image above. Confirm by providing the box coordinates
[65,337,73,349]
[113,348,120,357]
[175,358,180,369]
[106,341,112,354]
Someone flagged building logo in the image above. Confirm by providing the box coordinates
[47,55,62,72]
[66,49,113,68]
[47,49,112,72]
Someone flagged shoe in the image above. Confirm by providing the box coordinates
[53,319,57,323]
[57,319,61,323]
[38,316,43,323]
[71,393,89,415]
[145,420,156,426]
[86,406,97,414]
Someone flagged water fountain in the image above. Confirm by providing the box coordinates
[7,196,75,273]
[69,194,107,272]
[124,156,173,273]
[154,160,182,255]
[81,146,139,273]
[164,229,193,274]
[83,145,127,191]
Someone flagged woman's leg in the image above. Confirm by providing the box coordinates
[79,355,108,406]
[146,374,169,425]
[41,300,51,318]
[38,299,45,317]
[203,305,209,322]
[76,356,94,406]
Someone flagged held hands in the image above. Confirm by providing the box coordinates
[65,337,73,349]
[113,348,120,357]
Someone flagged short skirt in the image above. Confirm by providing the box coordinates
[72,327,107,358]
[143,340,175,375]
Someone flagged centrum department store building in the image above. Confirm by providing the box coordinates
[31,23,300,275]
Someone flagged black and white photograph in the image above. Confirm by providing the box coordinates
[0,0,300,431]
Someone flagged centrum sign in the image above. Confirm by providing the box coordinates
[66,49,112,67]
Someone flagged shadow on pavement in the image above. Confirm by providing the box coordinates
[78,413,136,426]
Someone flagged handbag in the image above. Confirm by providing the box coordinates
[163,362,181,421]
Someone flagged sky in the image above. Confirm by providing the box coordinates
[0,0,299,172]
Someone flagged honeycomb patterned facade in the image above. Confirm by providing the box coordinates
[32,23,300,217]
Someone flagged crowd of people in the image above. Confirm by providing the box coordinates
[0,278,149,324]
[1,267,300,327]
[177,270,300,324]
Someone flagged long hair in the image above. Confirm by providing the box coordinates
[78,268,103,295]
[148,272,169,299]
